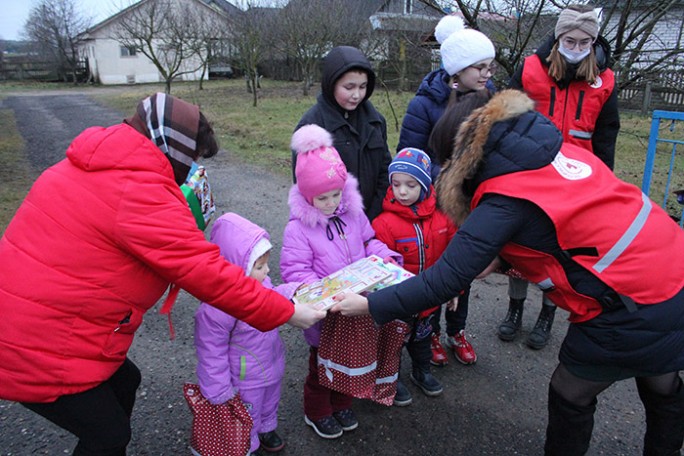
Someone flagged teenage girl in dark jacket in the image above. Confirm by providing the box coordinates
[293,46,391,222]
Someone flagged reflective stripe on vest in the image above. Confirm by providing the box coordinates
[593,193,651,273]
[569,129,593,140]
[471,143,684,309]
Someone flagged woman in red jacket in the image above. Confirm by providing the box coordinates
[0,93,324,455]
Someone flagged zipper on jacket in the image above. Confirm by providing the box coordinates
[413,222,426,272]
[575,91,585,120]
[232,343,272,382]
[549,87,556,117]
[114,311,132,332]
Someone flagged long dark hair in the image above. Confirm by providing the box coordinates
[429,91,492,166]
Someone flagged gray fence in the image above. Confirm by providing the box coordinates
[617,70,684,114]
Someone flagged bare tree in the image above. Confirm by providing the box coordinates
[24,0,91,83]
[426,0,684,91]
[361,13,438,93]
[225,4,275,106]
[425,0,559,82]
[273,0,368,95]
[598,0,684,90]
[187,8,231,91]
[115,0,217,94]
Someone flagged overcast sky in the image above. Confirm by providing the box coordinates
[0,0,132,41]
[0,0,278,41]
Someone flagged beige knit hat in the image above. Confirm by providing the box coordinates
[554,7,599,40]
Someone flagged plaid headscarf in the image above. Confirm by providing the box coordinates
[125,93,200,185]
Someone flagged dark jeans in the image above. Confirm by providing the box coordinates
[304,347,353,420]
[429,284,471,336]
[406,318,432,371]
[22,358,141,456]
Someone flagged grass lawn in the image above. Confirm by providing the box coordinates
[1,78,679,229]
[0,108,31,231]
[87,79,414,176]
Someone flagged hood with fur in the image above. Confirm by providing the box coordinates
[436,90,563,225]
[287,174,365,228]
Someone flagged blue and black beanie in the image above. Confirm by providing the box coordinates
[388,148,432,201]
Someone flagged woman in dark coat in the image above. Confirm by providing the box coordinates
[332,89,684,455]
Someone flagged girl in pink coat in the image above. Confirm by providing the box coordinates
[280,124,402,440]
[195,213,300,455]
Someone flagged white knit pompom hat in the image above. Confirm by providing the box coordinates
[441,27,496,76]
[435,15,465,44]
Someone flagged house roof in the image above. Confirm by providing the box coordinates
[281,0,441,32]
[593,0,684,8]
[369,13,440,32]
[201,0,241,15]
[80,0,235,38]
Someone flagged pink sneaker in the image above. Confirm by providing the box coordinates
[445,330,477,365]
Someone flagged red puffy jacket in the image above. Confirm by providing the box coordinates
[372,186,457,316]
[0,124,294,402]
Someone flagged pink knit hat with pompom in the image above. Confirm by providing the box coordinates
[292,124,348,202]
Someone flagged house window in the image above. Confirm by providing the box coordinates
[404,0,412,14]
[120,46,137,57]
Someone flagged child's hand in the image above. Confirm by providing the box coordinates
[329,292,370,316]
[287,304,326,329]
[383,256,399,266]
[447,298,458,311]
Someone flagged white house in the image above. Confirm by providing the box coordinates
[78,0,238,85]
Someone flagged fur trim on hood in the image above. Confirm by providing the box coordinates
[436,90,535,225]
[288,174,364,228]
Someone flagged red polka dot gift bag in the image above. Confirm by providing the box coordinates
[317,313,409,406]
[183,383,253,456]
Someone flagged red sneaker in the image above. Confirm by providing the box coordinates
[429,332,448,366]
[445,330,477,365]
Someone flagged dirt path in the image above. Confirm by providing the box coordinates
[0,93,645,455]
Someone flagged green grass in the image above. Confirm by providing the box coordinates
[617,112,684,218]
[87,79,413,176]
[1,78,676,230]
[0,109,31,230]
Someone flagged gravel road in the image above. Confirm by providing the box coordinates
[0,91,646,455]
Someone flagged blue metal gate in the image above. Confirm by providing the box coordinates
[641,110,684,226]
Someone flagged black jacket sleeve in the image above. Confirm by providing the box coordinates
[591,86,620,170]
[508,61,525,90]
[368,118,392,222]
[368,195,528,323]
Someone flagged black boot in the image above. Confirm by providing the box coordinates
[637,377,684,456]
[498,298,524,341]
[545,385,596,455]
[527,304,557,350]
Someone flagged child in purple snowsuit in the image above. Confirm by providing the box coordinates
[195,212,299,454]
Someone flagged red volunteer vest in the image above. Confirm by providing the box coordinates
[472,143,684,322]
[521,55,615,154]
